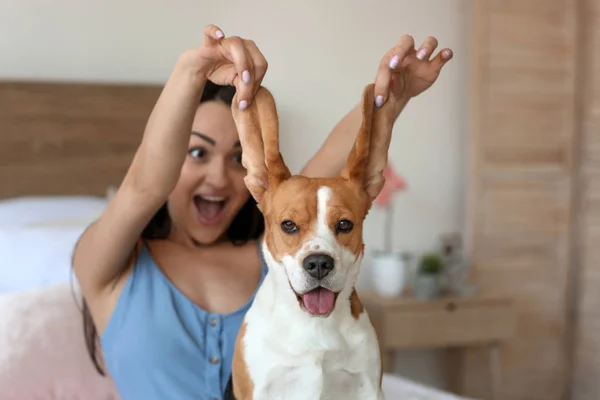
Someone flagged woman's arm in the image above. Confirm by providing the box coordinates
[72,58,209,300]
[72,26,268,302]
[300,34,453,178]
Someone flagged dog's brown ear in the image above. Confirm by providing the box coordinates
[342,83,398,201]
[232,87,291,205]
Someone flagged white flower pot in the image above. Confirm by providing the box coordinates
[414,275,440,299]
[371,252,406,297]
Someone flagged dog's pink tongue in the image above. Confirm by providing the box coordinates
[302,288,335,315]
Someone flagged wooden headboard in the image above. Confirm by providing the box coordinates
[0,80,163,199]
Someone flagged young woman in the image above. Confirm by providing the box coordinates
[72,24,452,400]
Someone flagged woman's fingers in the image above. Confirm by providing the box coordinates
[430,48,453,72]
[222,37,269,108]
[389,34,416,70]
[373,35,415,107]
[416,36,438,61]
[203,24,225,46]
[221,36,255,109]
[198,26,269,109]
[245,39,268,90]
[373,48,395,107]
[241,45,257,104]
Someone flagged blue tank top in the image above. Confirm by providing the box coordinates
[100,240,268,400]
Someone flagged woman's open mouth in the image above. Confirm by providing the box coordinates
[194,195,228,225]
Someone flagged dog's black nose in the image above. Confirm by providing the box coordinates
[302,253,334,280]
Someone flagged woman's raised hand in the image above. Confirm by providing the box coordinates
[180,24,268,110]
[373,34,453,109]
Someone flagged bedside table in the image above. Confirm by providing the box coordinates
[359,291,517,400]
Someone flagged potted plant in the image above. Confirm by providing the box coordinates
[370,163,408,297]
[414,253,443,299]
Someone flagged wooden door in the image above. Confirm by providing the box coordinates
[571,0,600,398]
[465,1,579,398]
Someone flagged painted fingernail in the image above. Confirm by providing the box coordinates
[242,70,251,84]
[389,55,400,69]
[216,30,224,39]
[417,48,427,60]
[443,49,453,58]
[239,100,248,110]
[375,95,384,108]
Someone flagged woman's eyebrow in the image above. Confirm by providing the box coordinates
[192,131,241,148]
[192,131,215,145]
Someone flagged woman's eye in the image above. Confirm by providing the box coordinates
[232,152,243,166]
[188,148,206,159]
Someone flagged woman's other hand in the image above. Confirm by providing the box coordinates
[373,34,453,110]
[179,24,268,110]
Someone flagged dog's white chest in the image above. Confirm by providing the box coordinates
[242,283,383,400]
[252,352,380,400]
[256,362,374,400]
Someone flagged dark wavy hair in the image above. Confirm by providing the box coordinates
[80,81,264,375]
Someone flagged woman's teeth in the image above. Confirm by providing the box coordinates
[200,195,226,202]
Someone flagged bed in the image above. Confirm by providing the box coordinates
[0,80,472,400]
[0,80,161,291]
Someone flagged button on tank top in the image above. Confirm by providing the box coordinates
[100,240,268,400]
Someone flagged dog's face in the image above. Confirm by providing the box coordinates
[232,84,397,317]
[260,176,368,316]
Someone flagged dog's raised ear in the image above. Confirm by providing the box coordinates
[231,87,291,205]
[342,83,398,201]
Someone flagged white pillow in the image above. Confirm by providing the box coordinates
[26,214,101,229]
[0,225,86,294]
[0,195,108,227]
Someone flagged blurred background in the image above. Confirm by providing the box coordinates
[0,0,597,399]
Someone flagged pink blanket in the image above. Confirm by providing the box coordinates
[0,283,120,400]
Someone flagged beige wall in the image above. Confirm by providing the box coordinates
[0,0,469,389]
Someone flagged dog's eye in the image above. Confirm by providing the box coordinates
[281,220,299,234]
[337,219,354,233]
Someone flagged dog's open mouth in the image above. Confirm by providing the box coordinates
[295,287,340,316]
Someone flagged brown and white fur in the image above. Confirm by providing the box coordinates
[229,83,398,400]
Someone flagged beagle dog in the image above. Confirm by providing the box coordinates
[225,82,398,400]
